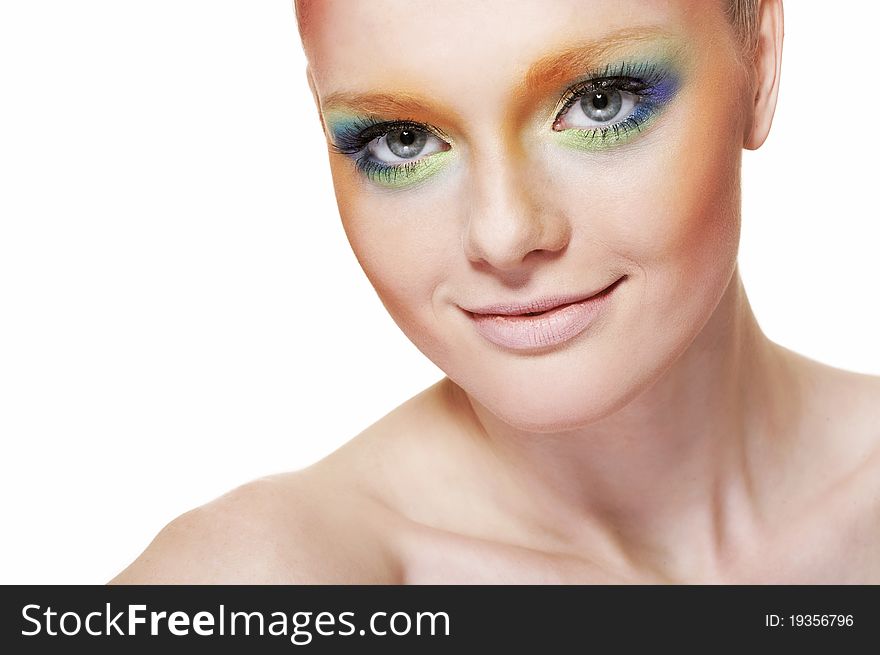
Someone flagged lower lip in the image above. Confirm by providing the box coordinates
[465,278,623,351]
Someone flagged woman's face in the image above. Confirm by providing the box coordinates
[302,0,751,432]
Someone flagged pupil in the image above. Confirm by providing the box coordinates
[385,127,428,158]
[592,93,609,110]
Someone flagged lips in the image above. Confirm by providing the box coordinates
[464,276,625,317]
[462,276,624,351]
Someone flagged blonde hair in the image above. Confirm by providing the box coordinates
[726,0,762,64]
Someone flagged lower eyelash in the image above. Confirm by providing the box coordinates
[564,100,659,146]
[352,149,455,189]
[356,155,423,184]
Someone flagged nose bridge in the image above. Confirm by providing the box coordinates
[462,140,570,271]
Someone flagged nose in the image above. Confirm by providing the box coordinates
[462,158,570,273]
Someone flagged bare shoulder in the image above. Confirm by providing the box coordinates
[788,348,880,508]
[109,379,459,585]
[780,346,880,454]
[109,467,403,584]
[829,367,880,580]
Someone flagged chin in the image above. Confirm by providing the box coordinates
[464,366,648,434]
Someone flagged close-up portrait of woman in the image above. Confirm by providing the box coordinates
[2,0,878,588]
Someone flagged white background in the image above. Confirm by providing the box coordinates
[1,1,878,584]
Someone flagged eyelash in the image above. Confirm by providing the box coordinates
[329,118,452,186]
[552,61,673,146]
[330,60,675,183]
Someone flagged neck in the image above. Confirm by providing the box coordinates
[448,264,803,580]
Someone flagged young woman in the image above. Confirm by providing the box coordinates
[112,0,880,584]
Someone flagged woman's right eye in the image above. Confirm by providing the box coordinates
[328,118,455,189]
[366,126,449,164]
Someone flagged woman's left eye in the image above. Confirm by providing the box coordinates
[554,86,640,130]
[367,127,448,164]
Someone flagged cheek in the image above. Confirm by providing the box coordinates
[332,169,457,352]
[552,83,743,319]
[639,87,744,323]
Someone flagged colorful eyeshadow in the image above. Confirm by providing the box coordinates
[324,53,686,187]
[326,113,454,190]
[551,59,682,152]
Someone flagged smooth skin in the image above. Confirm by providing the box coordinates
[111,0,880,584]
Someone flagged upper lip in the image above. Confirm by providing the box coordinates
[463,276,624,316]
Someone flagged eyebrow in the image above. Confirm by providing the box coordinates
[322,91,456,121]
[521,26,684,95]
[320,26,683,119]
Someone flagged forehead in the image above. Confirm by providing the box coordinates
[302,0,728,101]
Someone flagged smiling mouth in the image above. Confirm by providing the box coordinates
[465,276,626,318]
[462,276,625,352]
